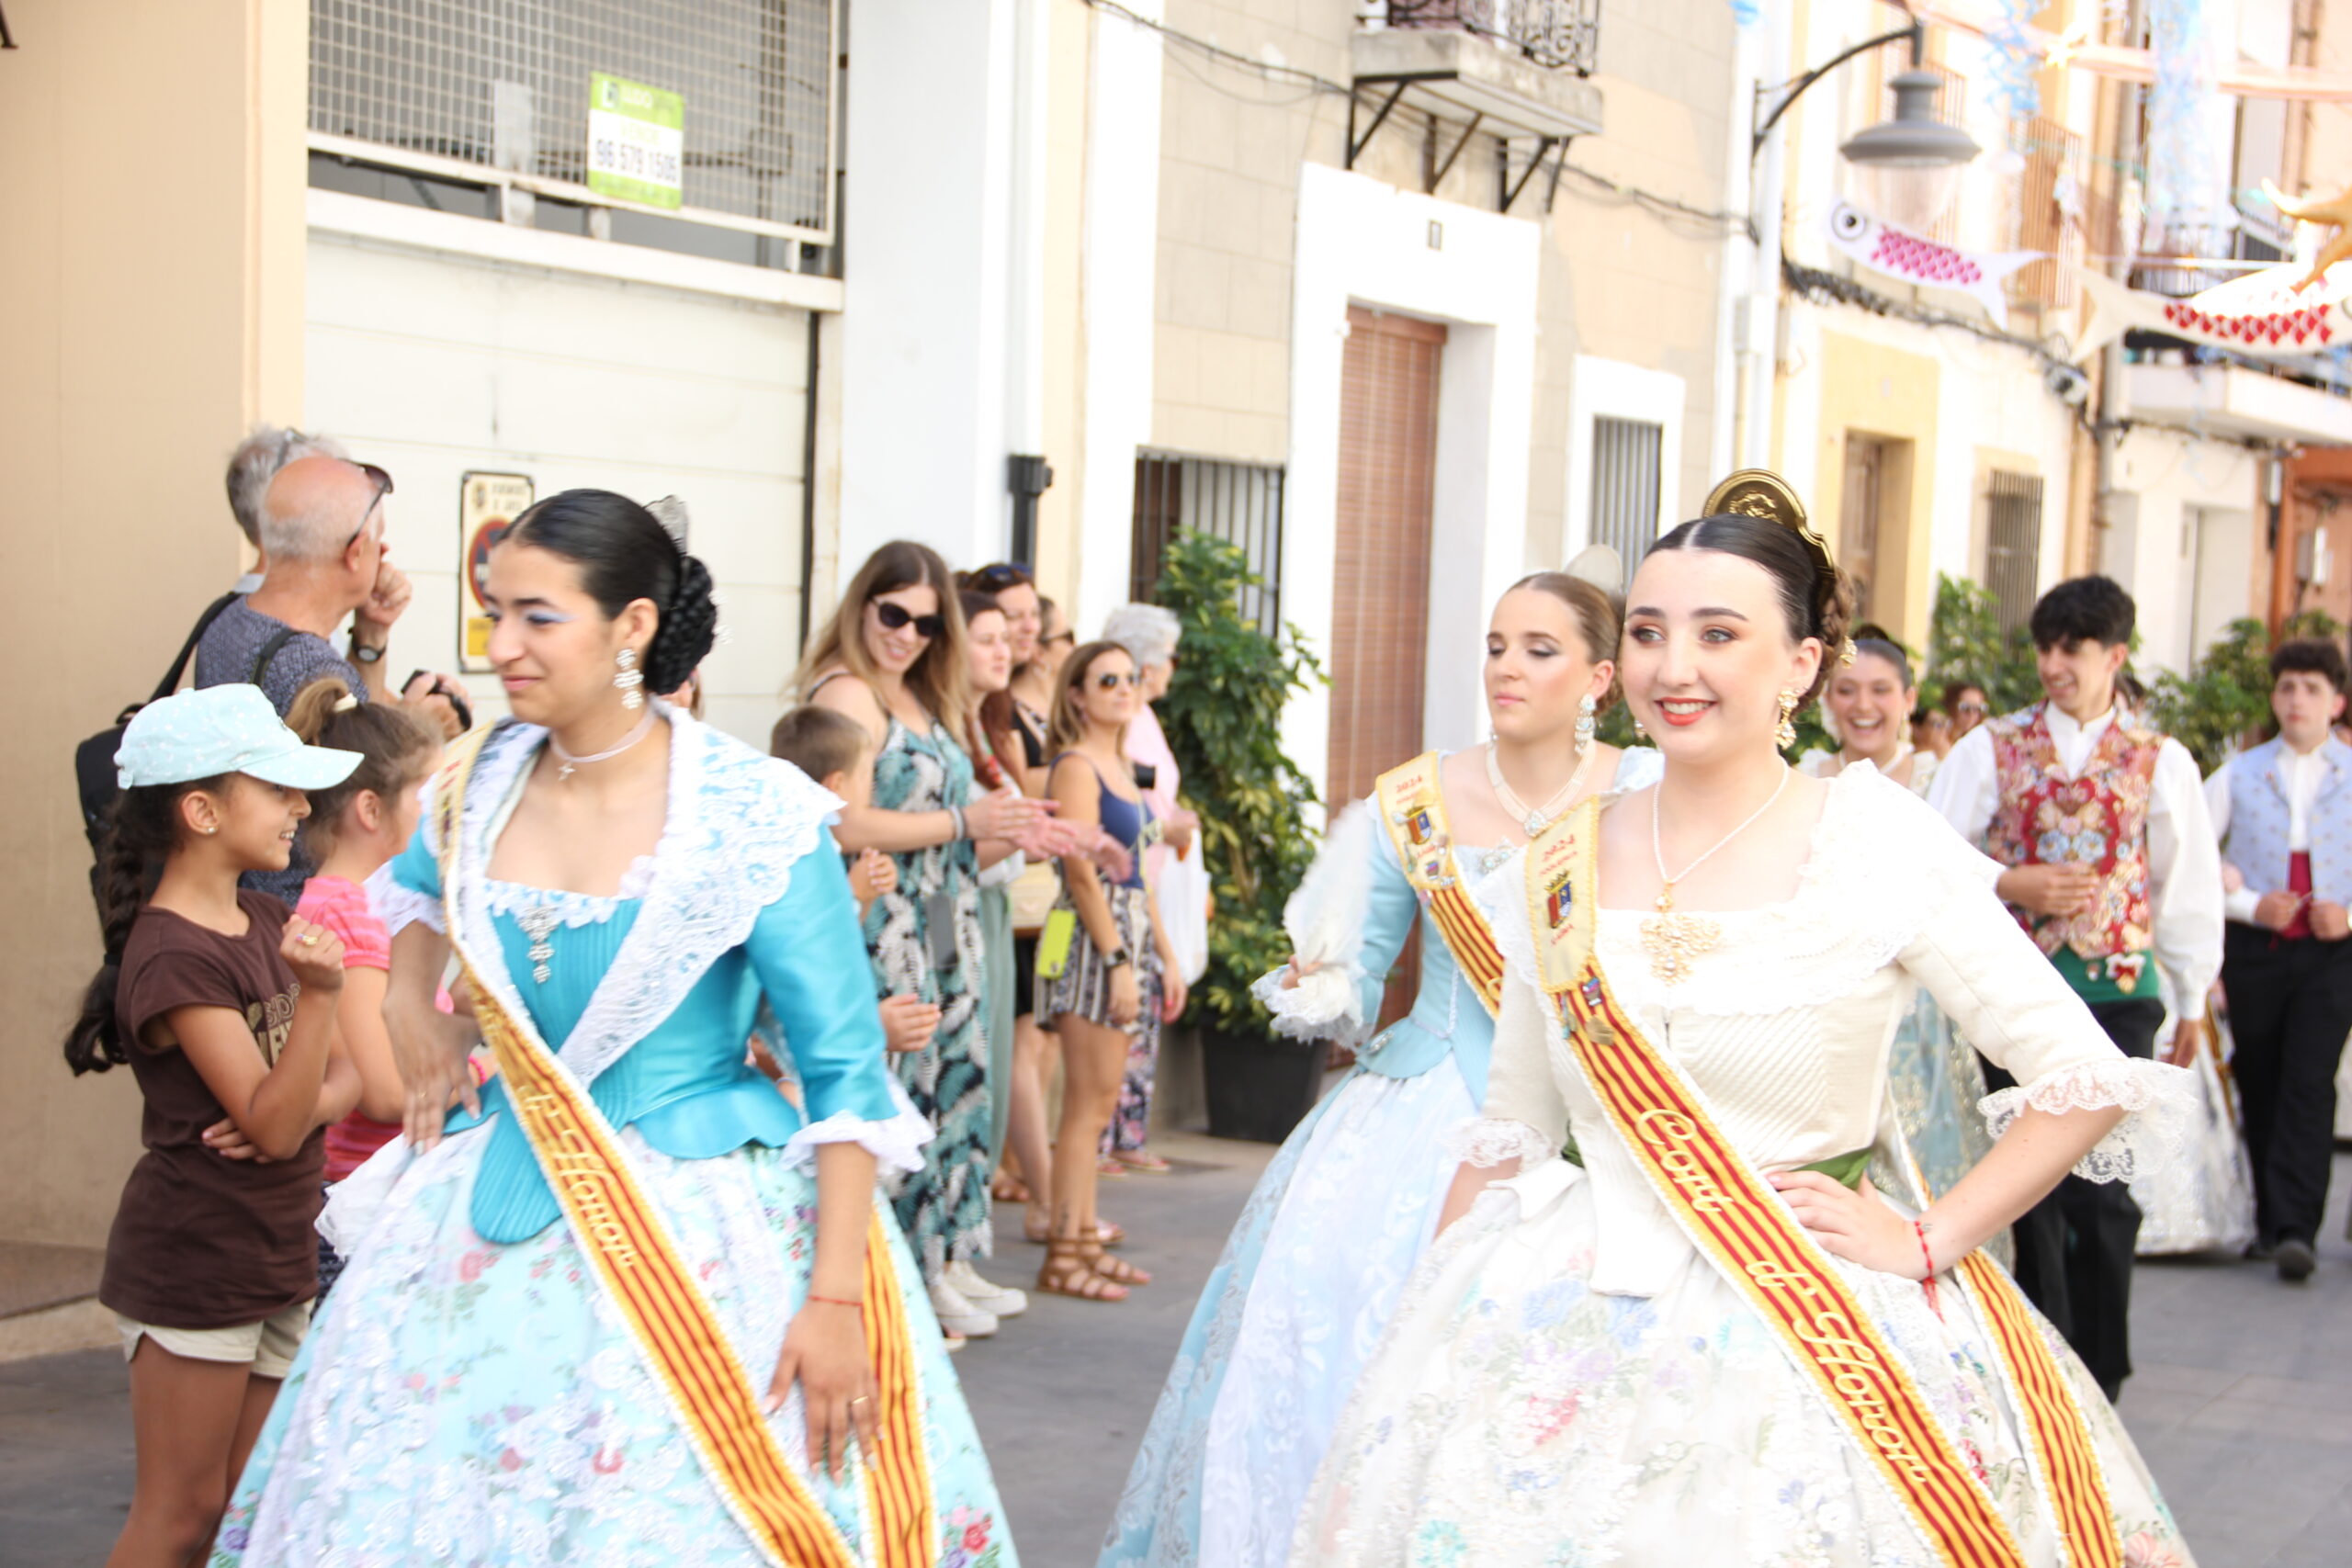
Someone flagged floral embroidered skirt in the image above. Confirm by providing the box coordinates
[1295,1158,2194,1568]
[211,1126,1015,1568]
[1101,1061,1475,1568]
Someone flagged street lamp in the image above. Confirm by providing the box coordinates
[1754,17,1979,230]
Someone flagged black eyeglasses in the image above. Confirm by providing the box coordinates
[1042,627,1075,647]
[1093,670,1139,690]
[875,600,946,638]
[345,462,394,550]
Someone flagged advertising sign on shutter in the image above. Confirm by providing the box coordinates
[460,473,536,672]
[587,73,684,210]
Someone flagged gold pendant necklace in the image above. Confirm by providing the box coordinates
[1640,767,1790,984]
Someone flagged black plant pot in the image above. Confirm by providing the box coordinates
[1201,1030,1332,1145]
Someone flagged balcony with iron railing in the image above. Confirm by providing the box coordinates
[1349,0,1605,205]
[1383,0,1601,78]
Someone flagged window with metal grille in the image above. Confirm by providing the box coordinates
[1589,416,1663,570]
[1132,452,1286,634]
[1984,471,2044,632]
[309,0,834,244]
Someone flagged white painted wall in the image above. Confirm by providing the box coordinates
[1285,164,1541,806]
[2112,426,2260,674]
[1563,355,1688,562]
[839,0,1020,575]
[1073,0,1164,637]
[303,219,812,750]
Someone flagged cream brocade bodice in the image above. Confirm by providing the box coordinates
[1472,764,2187,1297]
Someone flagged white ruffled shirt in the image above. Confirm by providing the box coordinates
[1467,765,2192,1298]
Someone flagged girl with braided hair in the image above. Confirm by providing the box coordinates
[213,491,1018,1568]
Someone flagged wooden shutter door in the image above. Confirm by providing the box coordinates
[1330,307,1446,808]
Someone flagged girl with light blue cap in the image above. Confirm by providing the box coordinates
[64,682,364,1567]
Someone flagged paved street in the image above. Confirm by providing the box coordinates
[2,1137,2345,1568]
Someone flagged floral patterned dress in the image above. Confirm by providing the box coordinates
[867,716,993,1278]
[209,714,1016,1568]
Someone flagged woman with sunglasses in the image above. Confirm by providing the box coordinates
[1036,642,1187,1303]
[794,542,1058,1343]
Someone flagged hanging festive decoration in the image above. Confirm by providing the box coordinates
[1826,201,2041,328]
[2068,259,2352,358]
[1984,0,2042,119]
[2141,0,2234,248]
[2261,180,2352,291]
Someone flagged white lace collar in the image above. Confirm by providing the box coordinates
[436,711,843,1084]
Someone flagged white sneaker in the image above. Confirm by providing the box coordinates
[946,1260,1028,1318]
[928,1275,1000,1338]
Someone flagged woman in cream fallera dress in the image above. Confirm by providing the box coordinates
[1294,503,2194,1568]
[1294,766,2194,1567]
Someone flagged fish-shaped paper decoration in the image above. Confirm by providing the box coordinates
[1826,202,2041,328]
[2068,260,2352,359]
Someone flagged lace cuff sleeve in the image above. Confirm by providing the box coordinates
[781,1076,933,1177]
[1252,803,1383,1043]
[366,862,444,936]
[1444,1117,1561,1168]
[1978,1057,2199,1183]
[1250,964,1371,1043]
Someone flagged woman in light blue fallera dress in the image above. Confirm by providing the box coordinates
[1102,571,1659,1568]
[212,712,1016,1568]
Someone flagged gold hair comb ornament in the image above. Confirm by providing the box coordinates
[1700,469,1855,664]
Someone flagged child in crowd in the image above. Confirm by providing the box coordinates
[771,704,940,1055]
[64,684,365,1568]
[282,676,443,1292]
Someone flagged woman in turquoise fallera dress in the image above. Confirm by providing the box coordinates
[213,493,1013,1568]
[1101,572,1659,1568]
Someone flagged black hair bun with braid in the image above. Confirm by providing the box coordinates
[645,552,718,694]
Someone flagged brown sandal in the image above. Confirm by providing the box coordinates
[991,1171,1032,1204]
[1080,1238,1150,1287]
[1023,1207,1125,1248]
[1036,1237,1128,1301]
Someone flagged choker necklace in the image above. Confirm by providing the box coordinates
[550,710,658,782]
[1640,765,1790,984]
[1486,739,1599,839]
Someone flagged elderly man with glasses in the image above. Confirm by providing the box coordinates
[192,454,447,903]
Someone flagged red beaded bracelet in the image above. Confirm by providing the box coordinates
[1913,1219,1941,1319]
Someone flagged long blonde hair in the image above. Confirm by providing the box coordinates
[1047,640,1136,758]
[792,540,971,725]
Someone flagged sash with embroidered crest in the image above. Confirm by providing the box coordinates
[1374,752,1506,1018]
[432,726,935,1568]
[1521,800,2120,1568]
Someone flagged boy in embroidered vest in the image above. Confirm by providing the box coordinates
[1928,575,2222,1399]
[2204,637,2352,1283]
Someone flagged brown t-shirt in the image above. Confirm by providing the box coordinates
[100,890,326,1328]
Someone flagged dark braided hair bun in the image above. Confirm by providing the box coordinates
[504,489,718,695]
[650,553,718,694]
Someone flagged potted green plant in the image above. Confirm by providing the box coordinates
[1152,533,1330,1143]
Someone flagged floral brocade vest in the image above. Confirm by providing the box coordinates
[1986,704,2164,998]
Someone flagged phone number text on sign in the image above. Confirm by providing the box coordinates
[586,73,684,210]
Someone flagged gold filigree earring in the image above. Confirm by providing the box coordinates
[1775,688,1800,750]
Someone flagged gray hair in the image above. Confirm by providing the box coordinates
[226,425,345,547]
[1102,603,1182,670]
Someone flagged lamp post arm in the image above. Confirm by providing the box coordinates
[1751,18,1924,160]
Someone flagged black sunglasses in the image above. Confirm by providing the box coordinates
[1092,670,1139,690]
[403,669,473,733]
[970,562,1033,589]
[875,600,946,638]
[345,462,394,550]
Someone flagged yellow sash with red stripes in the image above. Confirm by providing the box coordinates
[1374,753,1505,1018]
[434,728,936,1568]
[1522,802,2120,1568]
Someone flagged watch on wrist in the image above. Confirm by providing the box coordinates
[1104,947,1132,970]
[349,640,385,665]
